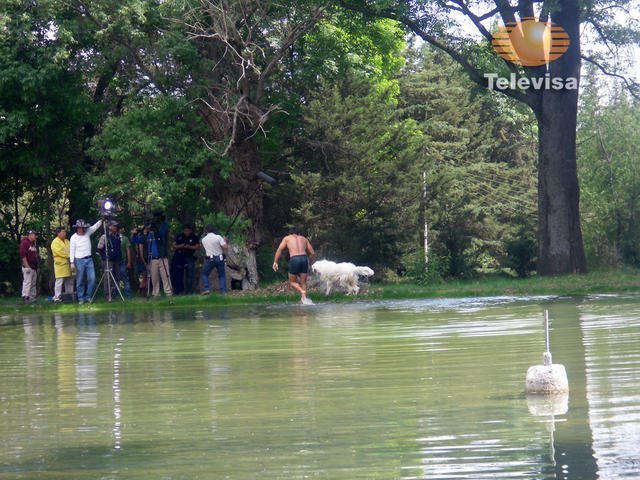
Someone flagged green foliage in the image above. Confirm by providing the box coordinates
[299,16,406,88]
[89,95,229,223]
[503,214,538,277]
[289,74,424,269]
[398,47,538,278]
[401,250,445,285]
[578,71,640,268]
[0,0,98,291]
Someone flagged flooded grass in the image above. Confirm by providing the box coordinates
[1,267,640,318]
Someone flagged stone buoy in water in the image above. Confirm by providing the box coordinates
[525,310,569,394]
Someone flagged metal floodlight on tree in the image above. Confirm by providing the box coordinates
[98,198,116,217]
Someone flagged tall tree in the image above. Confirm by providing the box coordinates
[88,95,220,224]
[289,75,425,268]
[398,47,538,278]
[0,0,97,292]
[341,0,640,275]
[172,0,326,287]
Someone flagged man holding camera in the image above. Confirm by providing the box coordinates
[140,221,173,298]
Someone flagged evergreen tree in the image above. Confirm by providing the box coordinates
[578,69,640,267]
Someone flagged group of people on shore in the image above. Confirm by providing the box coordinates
[19,218,229,304]
[20,215,318,305]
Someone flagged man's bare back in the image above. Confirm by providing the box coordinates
[272,232,315,302]
[282,234,312,257]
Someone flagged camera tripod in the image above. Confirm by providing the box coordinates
[92,219,125,303]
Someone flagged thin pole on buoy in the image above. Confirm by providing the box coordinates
[543,310,552,366]
[525,309,569,394]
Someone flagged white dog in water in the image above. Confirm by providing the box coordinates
[311,259,374,295]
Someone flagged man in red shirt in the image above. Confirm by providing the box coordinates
[19,230,39,304]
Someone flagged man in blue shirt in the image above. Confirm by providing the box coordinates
[140,221,172,298]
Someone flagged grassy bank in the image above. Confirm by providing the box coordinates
[368,267,640,300]
[1,268,640,316]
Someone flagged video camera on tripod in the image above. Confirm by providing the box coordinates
[91,198,124,302]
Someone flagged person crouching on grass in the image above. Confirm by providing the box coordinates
[272,227,315,304]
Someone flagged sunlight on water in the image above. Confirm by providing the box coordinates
[1,295,639,479]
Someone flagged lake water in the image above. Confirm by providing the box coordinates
[1,295,639,479]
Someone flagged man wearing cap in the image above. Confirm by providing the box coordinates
[19,230,39,304]
[97,220,122,300]
[69,219,101,304]
[51,227,74,303]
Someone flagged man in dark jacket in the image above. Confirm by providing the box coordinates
[19,230,39,304]
[170,224,200,295]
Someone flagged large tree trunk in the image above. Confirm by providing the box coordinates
[536,1,587,275]
[225,135,264,247]
[198,105,264,289]
[221,135,263,289]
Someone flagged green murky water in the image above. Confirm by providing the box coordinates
[1,295,639,479]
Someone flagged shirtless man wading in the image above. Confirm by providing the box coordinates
[272,228,315,303]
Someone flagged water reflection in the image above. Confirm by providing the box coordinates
[112,337,123,449]
[527,393,569,470]
[547,302,598,480]
[580,297,640,478]
[527,392,569,417]
[75,316,99,408]
[1,297,639,479]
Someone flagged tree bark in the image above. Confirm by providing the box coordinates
[213,132,263,289]
[535,0,587,275]
[197,100,264,289]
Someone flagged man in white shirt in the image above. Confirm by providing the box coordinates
[200,225,228,294]
[69,218,101,304]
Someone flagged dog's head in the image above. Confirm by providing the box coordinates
[354,266,374,277]
[311,259,335,274]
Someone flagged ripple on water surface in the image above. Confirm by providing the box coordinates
[0,295,639,479]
